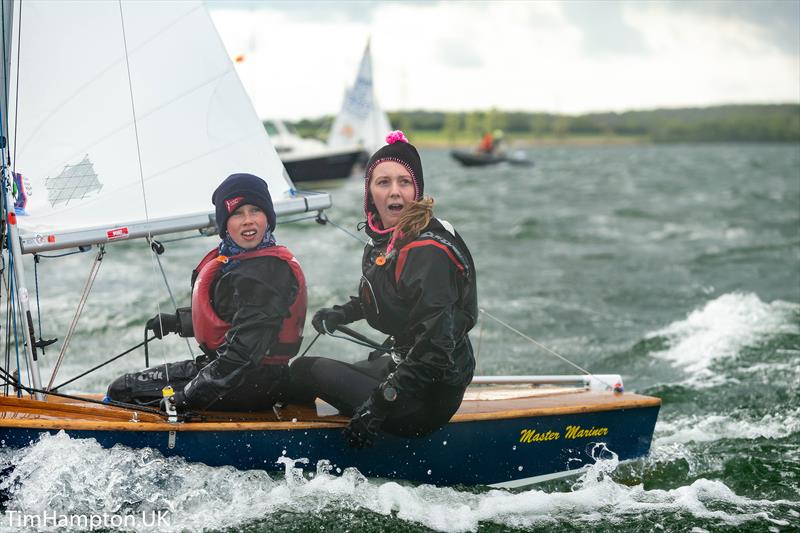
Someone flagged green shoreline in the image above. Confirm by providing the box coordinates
[286,104,800,145]
[410,133,648,149]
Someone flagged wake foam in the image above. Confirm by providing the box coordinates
[0,432,793,532]
[655,407,800,446]
[646,292,798,373]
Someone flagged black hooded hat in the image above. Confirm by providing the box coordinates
[363,130,424,217]
[212,173,276,238]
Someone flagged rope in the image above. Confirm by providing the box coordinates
[52,336,155,391]
[158,233,205,244]
[6,229,25,393]
[295,332,321,360]
[280,213,320,225]
[35,249,89,259]
[33,254,44,353]
[46,246,106,390]
[316,212,369,245]
[10,0,21,175]
[2,268,10,396]
[149,240,194,359]
[479,308,592,376]
[117,1,172,382]
[475,313,484,374]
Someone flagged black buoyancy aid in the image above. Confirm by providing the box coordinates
[358,220,476,344]
[191,246,307,362]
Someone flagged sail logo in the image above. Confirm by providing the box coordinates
[45,154,103,207]
[107,227,129,240]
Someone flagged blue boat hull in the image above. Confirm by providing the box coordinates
[0,402,659,486]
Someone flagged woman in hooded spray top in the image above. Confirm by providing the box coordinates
[291,131,478,448]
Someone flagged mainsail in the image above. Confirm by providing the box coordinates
[328,39,392,155]
[3,0,329,254]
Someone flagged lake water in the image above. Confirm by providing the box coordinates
[1,143,798,532]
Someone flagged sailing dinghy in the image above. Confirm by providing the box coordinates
[0,0,660,488]
[328,39,392,157]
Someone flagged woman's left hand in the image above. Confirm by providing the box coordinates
[343,399,385,448]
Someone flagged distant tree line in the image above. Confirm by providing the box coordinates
[285,104,800,143]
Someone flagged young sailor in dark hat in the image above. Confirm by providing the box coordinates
[291,131,478,447]
[107,173,308,412]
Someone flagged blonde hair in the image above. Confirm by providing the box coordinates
[393,196,434,249]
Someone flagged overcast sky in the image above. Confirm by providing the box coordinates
[208,0,800,120]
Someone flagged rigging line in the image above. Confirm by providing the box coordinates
[150,243,194,359]
[117,0,173,377]
[2,261,10,396]
[2,190,23,391]
[53,336,154,391]
[0,0,10,160]
[33,254,43,352]
[478,308,593,377]
[10,0,19,175]
[12,383,166,417]
[36,248,90,259]
[159,233,206,244]
[9,260,26,395]
[475,313,484,374]
[280,214,319,225]
[318,212,369,245]
[46,246,105,390]
[294,332,321,360]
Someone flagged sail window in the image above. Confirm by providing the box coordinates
[44,155,103,207]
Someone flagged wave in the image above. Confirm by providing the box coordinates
[655,408,800,446]
[645,292,799,374]
[0,432,794,532]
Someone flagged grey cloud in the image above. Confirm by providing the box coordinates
[665,0,800,55]
[562,0,646,57]
[208,0,432,23]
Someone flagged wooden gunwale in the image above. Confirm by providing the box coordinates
[0,390,661,432]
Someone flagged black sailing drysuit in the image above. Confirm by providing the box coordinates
[292,218,478,437]
[107,254,305,411]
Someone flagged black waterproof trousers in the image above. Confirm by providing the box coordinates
[290,355,465,437]
[107,359,310,411]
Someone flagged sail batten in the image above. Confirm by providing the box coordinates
[5,0,327,250]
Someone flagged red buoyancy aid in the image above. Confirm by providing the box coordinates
[190,246,307,362]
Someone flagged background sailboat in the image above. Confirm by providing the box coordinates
[328,39,392,156]
[265,118,364,183]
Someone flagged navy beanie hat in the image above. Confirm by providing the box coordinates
[364,131,424,216]
[212,173,276,237]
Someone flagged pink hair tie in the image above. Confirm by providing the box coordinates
[385,130,408,144]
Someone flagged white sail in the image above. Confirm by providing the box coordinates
[328,40,392,155]
[5,0,328,254]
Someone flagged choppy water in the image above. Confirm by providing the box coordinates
[1,143,798,532]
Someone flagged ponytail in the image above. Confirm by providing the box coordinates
[393,196,434,250]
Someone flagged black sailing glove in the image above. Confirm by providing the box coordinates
[159,390,188,414]
[311,307,348,335]
[146,313,179,339]
[343,397,386,449]
[342,382,396,448]
[146,308,193,339]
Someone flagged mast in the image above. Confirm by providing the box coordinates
[1,0,43,399]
